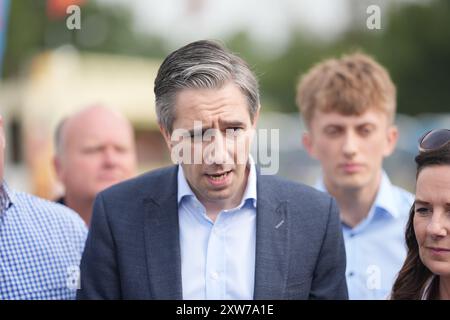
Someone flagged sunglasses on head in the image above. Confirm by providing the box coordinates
[418,129,450,152]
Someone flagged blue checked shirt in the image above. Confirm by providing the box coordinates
[0,183,87,300]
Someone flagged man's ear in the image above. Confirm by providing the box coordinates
[53,156,63,181]
[159,124,173,150]
[383,125,399,157]
[302,131,315,157]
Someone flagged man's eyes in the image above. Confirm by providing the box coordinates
[358,126,374,136]
[82,147,101,153]
[189,131,205,138]
[82,146,128,153]
[188,127,244,139]
[227,127,244,134]
[324,127,342,136]
[323,126,374,137]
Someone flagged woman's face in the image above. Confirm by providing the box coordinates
[414,165,450,276]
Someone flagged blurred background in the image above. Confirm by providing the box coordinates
[0,0,449,199]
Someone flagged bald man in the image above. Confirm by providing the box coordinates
[54,106,137,225]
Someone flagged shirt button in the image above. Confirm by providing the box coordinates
[349,233,355,238]
[348,272,355,277]
[210,272,219,280]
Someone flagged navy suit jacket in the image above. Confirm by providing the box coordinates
[77,166,348,299]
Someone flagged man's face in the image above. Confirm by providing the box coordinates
[161,82,258,209]
[303,109,398,191]
[56,111,137,202]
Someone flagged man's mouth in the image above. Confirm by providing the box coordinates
[205,170,233,186]
[206,170,231,181]
[340,162,364,173]
[98,174,121,181]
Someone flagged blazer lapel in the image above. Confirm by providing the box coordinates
[253,173,290,299]
[143,166,183,299]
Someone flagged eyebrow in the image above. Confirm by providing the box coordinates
[219,120,247,128]
[415,199,450,207]
[414,200,430,206]
[187,127,210,137]
[323,122,376,128]
[357,123,376,128]
[186,121,247,135]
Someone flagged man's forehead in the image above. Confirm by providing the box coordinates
[175,82,247,107]
[75,126,133,140]
[70,112,129,129]
[313,109,387,126]
[65,113,131,136]
[64,122,133,149]
[173,103,251,130]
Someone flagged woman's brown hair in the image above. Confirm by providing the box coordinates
[391,143,450,299]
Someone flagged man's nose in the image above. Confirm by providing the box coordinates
[102,148,120,167]
[342,131,358,157]
[204,132,231,165]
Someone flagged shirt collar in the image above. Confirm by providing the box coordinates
[177,165,196,204]
[315,170,401,220]
[177,155,257,209]
[0,181,16,215]
[371,170,401,219]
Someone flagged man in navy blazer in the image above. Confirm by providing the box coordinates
[77,40,348,300]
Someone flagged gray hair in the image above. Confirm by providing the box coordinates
[154,40,260,132]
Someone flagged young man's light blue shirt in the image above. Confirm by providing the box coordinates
[178,160,257,300]
[316,171,413,300]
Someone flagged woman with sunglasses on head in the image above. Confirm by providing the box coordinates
[391,129,450,299]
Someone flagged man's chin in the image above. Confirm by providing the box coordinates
[96,180,122,192]
[334,175,369,190]
[202,188,237,204]
[205,188,232,198]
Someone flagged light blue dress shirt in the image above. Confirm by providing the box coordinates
[178,161,257,300]
[316,171,413,300]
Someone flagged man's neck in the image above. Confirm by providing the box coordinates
[64,195,92,226]
[324,173,382,228]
